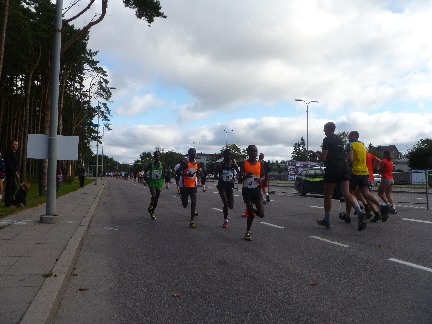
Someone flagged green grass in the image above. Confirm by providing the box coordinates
[0,178,95,220]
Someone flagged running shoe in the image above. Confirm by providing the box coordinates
[338,212,351,224]
[222,219,229,228]
[390,207,397,214]
[189,221,197,229]
[151,213,156,220]
[266,195,271,203]
[353,205,364,216]
[244,231,252,241]
[380,205,390,222]
[262,199,267,205]
[370,213,382,222]
[194,212,198,217]
[357,212,367,231]
[317,219,330,228]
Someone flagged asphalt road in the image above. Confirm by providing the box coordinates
[53,178,432,324]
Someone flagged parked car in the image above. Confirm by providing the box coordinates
[371,173,381,186]
[294,167,343,199]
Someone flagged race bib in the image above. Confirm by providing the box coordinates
[243,177,259,188]
[221,170,234,182]
[187,168,197,178]
[152,170,162,179]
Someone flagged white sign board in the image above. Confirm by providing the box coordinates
[27,134,79,160]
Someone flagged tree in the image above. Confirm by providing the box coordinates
[406,138,432,170]
[291,137,307,161]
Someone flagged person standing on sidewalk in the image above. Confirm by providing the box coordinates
[0,153,5,201]
[77,164,86,188]
[144,151,166,220]
[239,145,265,241]
[214,148,239,228]
[314,123,365,230]
[3,140,19,207]
[177,148,199,228]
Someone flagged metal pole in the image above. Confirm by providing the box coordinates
[95,103,100,185]
[306,103,309,162]
[41,0,63,223]
[101,127,104,179]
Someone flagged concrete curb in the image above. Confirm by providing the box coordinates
[20,183,105,324]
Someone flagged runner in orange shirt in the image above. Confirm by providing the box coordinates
[177,148,199,229]
[238,145,265,241]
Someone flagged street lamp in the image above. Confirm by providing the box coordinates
[219,129,233,148]
[295,99,319,162]
[95,87,116,185]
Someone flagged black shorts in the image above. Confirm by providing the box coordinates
[217,182,234,194]
[180,187,197,196]
[242,187,262,204]
[324,161,350,183]
[349,174,370,190]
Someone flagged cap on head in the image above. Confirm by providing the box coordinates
[188,147,196,155]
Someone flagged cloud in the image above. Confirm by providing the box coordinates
[66,1,432,163]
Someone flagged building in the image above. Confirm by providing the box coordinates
[369,145,402,160]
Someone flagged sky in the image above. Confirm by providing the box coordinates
[68,0,432,164]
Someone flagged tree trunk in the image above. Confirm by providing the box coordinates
[0,0,9,80]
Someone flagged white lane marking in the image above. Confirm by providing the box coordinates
[234,194,240,197]
[310,206,324,209]
[389,258,432,273]
[310,236,349,248]
[213,208,223,212]
[397,205,426,209]
[402,218,432,224]
[213,191,219,194]
[261,222,284,229]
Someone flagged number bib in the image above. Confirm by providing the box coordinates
[187,168,197,178]
[221,170,234,182]
[243,177,259,188]
[152,170,162,179]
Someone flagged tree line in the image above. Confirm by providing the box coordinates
[0,0,165,195]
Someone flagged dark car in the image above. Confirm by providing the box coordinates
[295,167,343,200]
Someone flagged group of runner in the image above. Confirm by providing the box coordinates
[141,121,396,240]
[142,145,268,240]
[315,122,395,231]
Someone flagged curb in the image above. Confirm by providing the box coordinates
[20,183,105,324]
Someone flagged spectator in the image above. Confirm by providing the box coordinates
[77,164,86,188]
[0,153,5,201]
[3,140,19,207]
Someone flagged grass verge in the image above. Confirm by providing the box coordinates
[0,178,95,220]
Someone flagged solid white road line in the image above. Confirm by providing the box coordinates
[310,206,324,209]
[213,208,223,212]
[310,236,349,248]
[401,218,432,224]
[261,222,284,229]
[388,258,432,273]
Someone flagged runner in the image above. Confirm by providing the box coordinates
[239,145,265,241]
[259,153,271,204]
[144,151,166,220]
[174,159,183,194]
[214,148,239,228]
[164,165,172,189]
[378,150,396,214]
[341,131,390,226]
[177,148,199,229]
[315,123,367,230]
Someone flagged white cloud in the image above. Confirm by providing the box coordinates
[65,0,432,163]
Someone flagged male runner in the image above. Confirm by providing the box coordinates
[177,148,199,228]
[144,151,166,220]
[239,145,265,241]
[214,148,239,228]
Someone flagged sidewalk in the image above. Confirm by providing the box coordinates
[0,181,105,324]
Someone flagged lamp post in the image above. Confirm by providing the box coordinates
[295,99,319,162]
[95,102,100,185]
[95,87,116,184]
[219,129,233,148]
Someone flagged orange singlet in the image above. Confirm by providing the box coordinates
[183,161,198,188]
